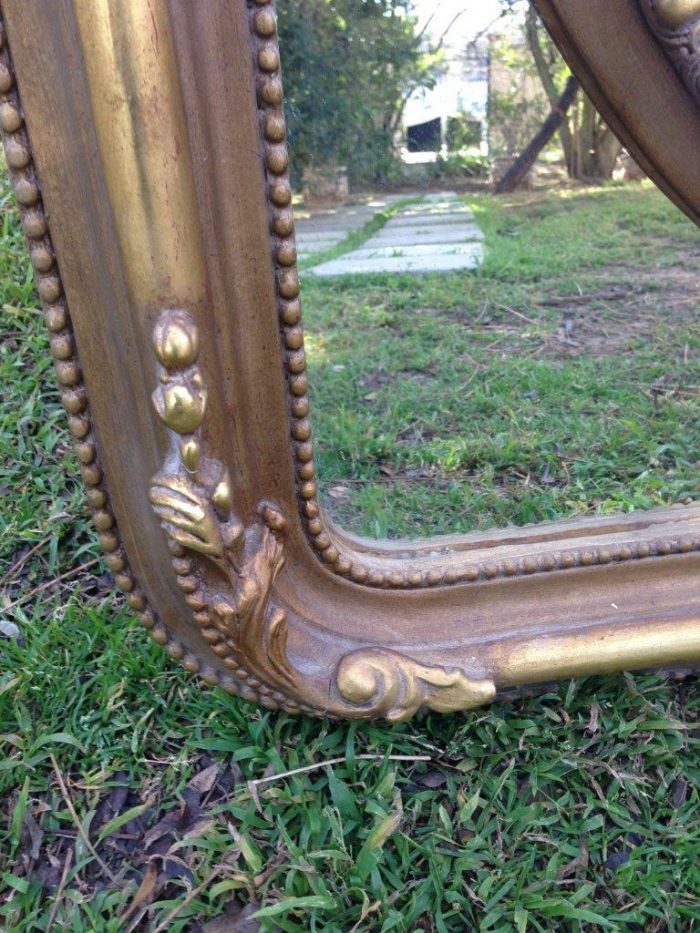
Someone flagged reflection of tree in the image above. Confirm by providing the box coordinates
[278,0,450,186]
[277,0,621,188]
[494,75,579,193]
[488,1,622,180]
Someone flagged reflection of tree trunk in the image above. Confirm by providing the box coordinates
[525,7,575,175]
[578,96,596,176]
[495,75,579,194]
[577,96,623,179]
[597,127,623,178]
[524,3,621,181]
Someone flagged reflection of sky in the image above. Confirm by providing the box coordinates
[414,0,506,43]
[407,0,507,126]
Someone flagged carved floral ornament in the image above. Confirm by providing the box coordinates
[640,0,700,98]
[148,308,497,721]
[1,0,700,721]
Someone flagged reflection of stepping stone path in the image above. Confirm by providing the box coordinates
[309,192,483,277]
[295,195,406,259]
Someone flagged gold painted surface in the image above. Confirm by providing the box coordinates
[149,309,300,698]
[73,0,205,306]
[336,649,496,722]
[496,615,700,686]
[654,0,700,28]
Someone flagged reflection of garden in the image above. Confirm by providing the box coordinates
[281,0,628,199]
[304,184,700,537]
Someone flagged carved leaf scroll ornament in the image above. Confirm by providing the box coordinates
[641,0,700,99]
[336,649,496,723]
[147,309,498,720]
[149,308,298,694]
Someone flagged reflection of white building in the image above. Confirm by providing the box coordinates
[403,40,489,155]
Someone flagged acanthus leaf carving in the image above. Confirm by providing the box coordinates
[335,649,496,723]
[149,308,299,696]
[148,309,497,719]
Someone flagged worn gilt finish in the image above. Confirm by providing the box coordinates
[1,0,700,720]
[641,0,700,98]
[149,308,301,706]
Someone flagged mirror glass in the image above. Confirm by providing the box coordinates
[278,0,700,539]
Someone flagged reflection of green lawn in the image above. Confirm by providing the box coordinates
[2,173,699,931]
[304,183,700,537]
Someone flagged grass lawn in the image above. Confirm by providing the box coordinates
[1,174,700,932]
[306,184,700,537]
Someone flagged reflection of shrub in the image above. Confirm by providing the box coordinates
[427,151,489,182]
[446,113,482,152]
[278,0,442,189]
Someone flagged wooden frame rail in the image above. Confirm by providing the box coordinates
[0,0,698,720]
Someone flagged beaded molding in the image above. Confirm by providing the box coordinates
[250,0,700,591]
[0,2,314,715]
[0,1,494,721]
[148,308,310,711]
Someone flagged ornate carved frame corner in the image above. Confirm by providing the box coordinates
[1,0,699,721]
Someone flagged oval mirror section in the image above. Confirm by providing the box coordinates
[279,2,699,540]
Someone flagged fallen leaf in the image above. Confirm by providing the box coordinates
[586,702,601,734]
[22,809,44,861]
[162,854,195,885]
[99,773,129,822]
[118,862,161,924]
[143,811,180,851]
[557,843,589,878]
[605,849,631,871]
[671,778,688,809]
[188,763,220,794]
[182,818,216,841]
[418,770,448,789]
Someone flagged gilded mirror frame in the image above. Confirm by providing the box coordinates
[1,0,699,721]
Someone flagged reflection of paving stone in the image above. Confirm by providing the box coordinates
[297,234,345,247]
[423,190,458,201]
[346,243,482,260]
[367,225,483,246]
[384,211,477,228]
[296,232,345,256]
[398,202,472,213]
[299,214,370,234]
[306,191,484,276]
[295,195,407,256]
[310,243,483,277]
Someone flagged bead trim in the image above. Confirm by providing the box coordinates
[0,2,311,715]
[249,0,700,590]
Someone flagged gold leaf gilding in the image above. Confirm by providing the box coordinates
[336,648,496,722]
[654,0,700,28]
